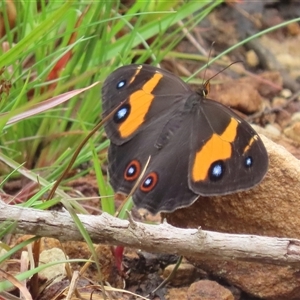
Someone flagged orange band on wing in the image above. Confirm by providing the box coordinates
[192,118,239,181]
[119,72,163,138]
[243,135,257,153]
[129,66,142,84]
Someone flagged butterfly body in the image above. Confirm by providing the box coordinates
[102,64,268,214]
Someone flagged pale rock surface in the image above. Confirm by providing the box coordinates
[39,248,66,284]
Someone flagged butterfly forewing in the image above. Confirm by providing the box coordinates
[102,64,192,145]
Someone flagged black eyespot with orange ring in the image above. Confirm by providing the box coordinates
[124,160,141,181]
[140,172,159,193]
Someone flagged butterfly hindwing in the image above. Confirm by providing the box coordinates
[132,113,198,214]
[108,120,168,196]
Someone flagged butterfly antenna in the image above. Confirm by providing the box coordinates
[202,41,215,96]
[203,60,243,98]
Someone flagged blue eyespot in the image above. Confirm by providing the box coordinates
[117,79,126,89]
[212,164,222,177]
[113,103,130,123]
[117,108,127,119]
[124,160,141,181]
[245,156,253,168]
[140,172,159,192]
[143,177,153,187]
[209,160,225,181]
[127,166,135,176]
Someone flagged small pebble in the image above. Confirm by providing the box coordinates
[187,280,234,300]
[163,263,197,286]
[287,22,300,36]
[39,248,66,285]
[246,50,259,68]
[291,112,300,123]
[284,122,300,143]
[280,89,292,99]
[272,97,286,108]
[264,124,281,137]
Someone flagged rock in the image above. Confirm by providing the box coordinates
[40,238,123,288]
[275,109,292,129]
[291,112,300,123]
[165,135,300,299]
[280,88,292,98]
[286,22,300,36]
[187,280,234,300]
[260,35,300,79]
[163,263,198,286]
[194,261,300,300]
[256,71,282,98]
[210,78,264,114]
[39,248,66,284]
[168,287,189,300]
[246,49,259,68]
[264,124,281,138]
[284,121,300,143]
[272,96,287,109]
[209,71,282,114]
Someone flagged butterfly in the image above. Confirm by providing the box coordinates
[102,64,268,214]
